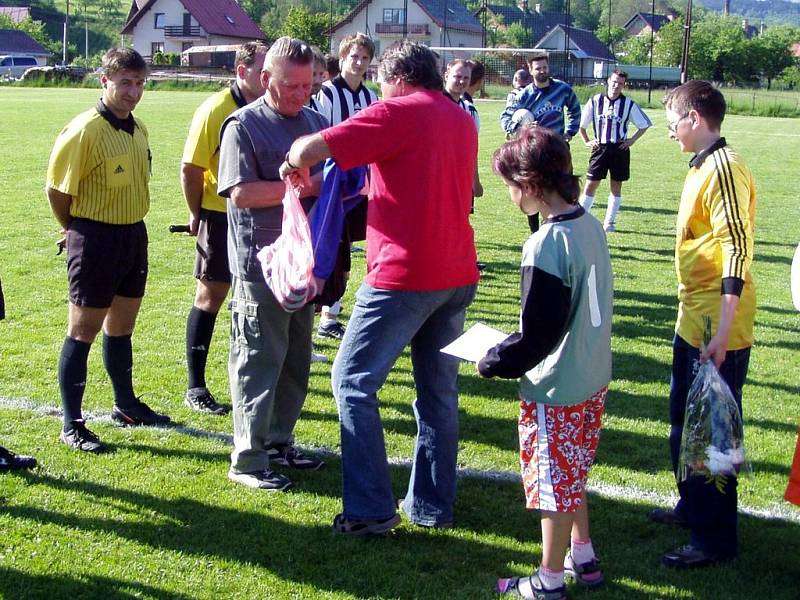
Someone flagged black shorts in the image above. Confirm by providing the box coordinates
[194,208,231,283]
[345,195,368,242]
[586,143,630,182]
[67,218,148,308]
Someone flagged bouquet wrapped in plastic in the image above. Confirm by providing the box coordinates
[257,181,321,312]
[677,317,750,483]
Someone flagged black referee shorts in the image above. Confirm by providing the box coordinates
[586,143,631,182]
[66,218,148,308]
[194,208,231,283]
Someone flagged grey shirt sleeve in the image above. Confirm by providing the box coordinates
[217,119,260,198]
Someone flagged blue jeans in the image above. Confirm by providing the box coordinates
[669,335,750,558]
[332,282,477,525]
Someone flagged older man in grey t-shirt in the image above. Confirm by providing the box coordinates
[217,37,328,491]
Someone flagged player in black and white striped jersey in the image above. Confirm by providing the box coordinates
[444,58,483,199]
[315,33,378,126]
[578,70,651,232]
[312,33,378,340]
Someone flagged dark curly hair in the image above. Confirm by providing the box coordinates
[378,40,442,91]
[493,126,580,205]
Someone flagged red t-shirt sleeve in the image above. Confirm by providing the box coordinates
[321,101,408,170]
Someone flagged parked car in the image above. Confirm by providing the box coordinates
[19,65,88,83]
[0,55,39,79]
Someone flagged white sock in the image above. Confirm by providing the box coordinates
[321,301,342,325]
[604,195,622,225]
[537,566,565,590]
[570,538,596,564]
[580,194,595,211]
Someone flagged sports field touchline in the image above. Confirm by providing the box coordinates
[3,395,797,525]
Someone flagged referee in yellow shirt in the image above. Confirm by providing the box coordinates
[46,47,170,454]
[179,41,266,416]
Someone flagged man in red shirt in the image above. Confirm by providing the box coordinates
[281,40,478,535]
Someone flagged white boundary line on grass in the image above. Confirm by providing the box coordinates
[2,395,798,524]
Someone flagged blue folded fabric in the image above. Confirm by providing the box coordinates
[309,159,367,279]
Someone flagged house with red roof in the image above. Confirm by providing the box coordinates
[330,0,483,61]
[121,0,265,60]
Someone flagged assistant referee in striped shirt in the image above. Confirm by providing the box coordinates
[578,69,651,232]
[46,48,170,454]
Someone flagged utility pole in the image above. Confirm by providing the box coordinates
[647,0,655,103]
[607,0,612,77]
[63,0,70,65]
[564,0,571,81]
[680,0,693,84]
[442,0,448,47]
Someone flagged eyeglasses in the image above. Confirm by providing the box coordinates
[666,114,689,134]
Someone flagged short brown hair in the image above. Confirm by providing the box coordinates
[493,126,580,205]
[263,36,313,73]
[339,33,375,60]
[310,45,326,69]
[528,52,548,66]
[236,41,268,68]
[325,53,339,77]
[102,47,147,77]
[611,69,628,80]
[467,59,485,86]
[663,80,727,130]
[445,58,471,73]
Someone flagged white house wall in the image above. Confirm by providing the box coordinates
[129,0,204,56]
[332,0,481,59]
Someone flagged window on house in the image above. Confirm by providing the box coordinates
[154,13,165,29]
[152,42,165,55]
[225,15,235,24]
[383,9,405,24]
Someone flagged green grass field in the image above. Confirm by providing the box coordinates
[0,87,799,599]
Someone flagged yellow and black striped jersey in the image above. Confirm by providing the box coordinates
[47,102,150,224]
[675,138,756,350]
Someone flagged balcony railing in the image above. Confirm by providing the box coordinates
[164,25,204,38]
[374,23,429,35]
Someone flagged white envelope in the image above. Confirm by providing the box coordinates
[440,323,509,363]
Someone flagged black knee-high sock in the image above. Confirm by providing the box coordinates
[186,306,218,390]
[103,333,137,408]
[59,336,91,431]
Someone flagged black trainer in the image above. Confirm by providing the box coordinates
[184,388,229,415]
[267,443,325,470]
[317,321,346,340]
[228,468,293,491]
[0,445,37,471]
[60,420,104,453]
[111,401,171,427]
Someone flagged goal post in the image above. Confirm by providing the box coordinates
[429,46,552,88]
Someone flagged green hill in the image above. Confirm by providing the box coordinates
[693,0,800,26]
[5,1,129,61]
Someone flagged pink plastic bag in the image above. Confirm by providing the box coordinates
[257,181,320,312]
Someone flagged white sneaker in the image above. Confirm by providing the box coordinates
[603,222,616,233]
[228,468,292,491]
[311,351,327,363]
